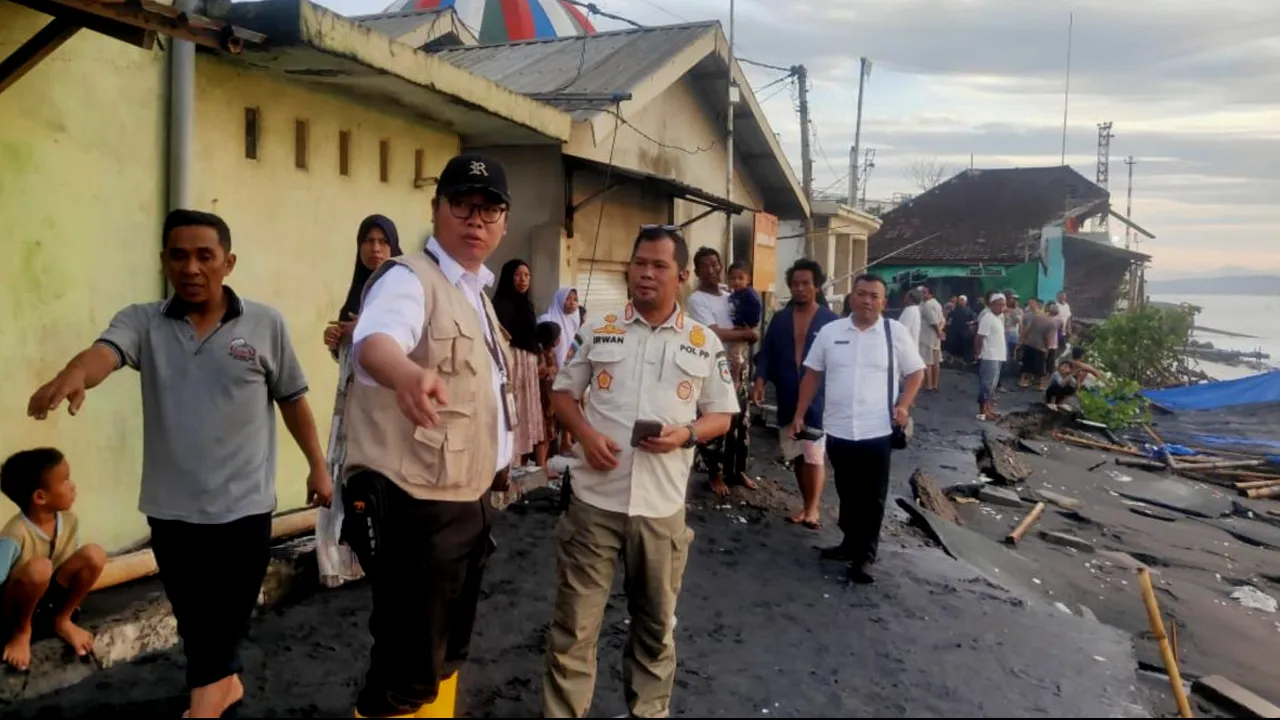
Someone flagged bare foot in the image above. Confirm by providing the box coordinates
[53,617,95,658]
[3,626,33,671]
[736,472,759,490]
[786,511,806,524]
[709,474,729,497]
[187,674,244,718]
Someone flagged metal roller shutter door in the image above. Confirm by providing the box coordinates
[575,264,629,323]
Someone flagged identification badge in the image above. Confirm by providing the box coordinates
[502,382,518,430]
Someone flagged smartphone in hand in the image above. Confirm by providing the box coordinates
[794,426,825,442]
[630,420,664,447]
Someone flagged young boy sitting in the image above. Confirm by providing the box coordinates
[1,448,107,670]
[726,260,763,387]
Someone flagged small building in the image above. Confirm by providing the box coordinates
[0,0,571,550]
[776,201,881,305]
[867,166,1152,316]
[432,22,809,315]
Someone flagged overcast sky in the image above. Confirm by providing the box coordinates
[316,0,1280,278]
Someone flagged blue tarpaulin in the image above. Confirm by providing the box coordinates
[1141,370,1280,412]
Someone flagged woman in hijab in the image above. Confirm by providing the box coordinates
[318,214,401,589]
[493,259,546,472]
[540,287,580,453]
[540,287,581,368]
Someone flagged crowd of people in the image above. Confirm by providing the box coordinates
[2,152,929,718]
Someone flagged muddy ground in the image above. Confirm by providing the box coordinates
[6,369,1185,718]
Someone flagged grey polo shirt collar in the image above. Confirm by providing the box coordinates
[161,286,246,323]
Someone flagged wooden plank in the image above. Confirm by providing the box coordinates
[0,17,80,94]
[752,211,777,294]
[10,0,155,49]
[27,0,264,54]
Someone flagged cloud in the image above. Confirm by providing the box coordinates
[595,0,1280,273]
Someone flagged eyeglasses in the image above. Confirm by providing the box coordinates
[447,198,507,224]
[640,224,684,235]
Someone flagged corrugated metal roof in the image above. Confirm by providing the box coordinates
[351,8,452,40]
[869,166,1110,265]
[432,23,716,114]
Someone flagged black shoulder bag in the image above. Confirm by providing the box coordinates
[884,317,909,450]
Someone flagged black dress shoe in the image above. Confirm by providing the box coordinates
[847,564,875,584]
[819,544,857,561]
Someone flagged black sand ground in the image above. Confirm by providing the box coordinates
[6,370,1169,718]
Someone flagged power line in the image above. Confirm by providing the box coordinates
[562,0,643,29]
[738,56,792,74]
[600,107,715,154]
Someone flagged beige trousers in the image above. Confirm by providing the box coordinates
[542,495,694,718]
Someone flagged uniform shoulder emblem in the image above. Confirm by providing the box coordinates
[688,324,707,348]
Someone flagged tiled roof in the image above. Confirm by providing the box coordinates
[868,166,1109,265]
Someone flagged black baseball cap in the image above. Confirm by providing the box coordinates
[435,153,511,205]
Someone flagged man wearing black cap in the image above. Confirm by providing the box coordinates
[340,154,515,718]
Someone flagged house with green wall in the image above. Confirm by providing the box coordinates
[868,165,1151,317]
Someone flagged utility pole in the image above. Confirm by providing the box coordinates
[849,56,870,206]
[860,148,876,207]
[1124,155,1139,310]
[1123,156,1136,249]
[795,64,815,257]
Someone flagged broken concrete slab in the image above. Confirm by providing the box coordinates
[1128,506,1180,522]
[1202,517,1280,552]
[1038,531,1096,553]
[979,432,1033,485]
[1233,499,1280,529]
[896,497,1043,601]
[1017,438,1050,456]
[978,485,1026,508]
[1095,549,1152,573]
[1022,488,1083,510]
[1112,477,1233,519]
[910,469,962,526]
[1192,674,1280,719]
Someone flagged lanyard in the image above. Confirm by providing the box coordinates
[423,249,514,431]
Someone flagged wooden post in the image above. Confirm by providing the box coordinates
[1138,568,1194,718]
[1004,502,1046,546]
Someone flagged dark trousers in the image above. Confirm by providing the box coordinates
[1045,381,1077,404]
[699,382,750,480]
[148,512,273,690]
[826,435,894,566]
[342,471,493,717]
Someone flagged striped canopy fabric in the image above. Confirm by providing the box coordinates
[383,0,596,43]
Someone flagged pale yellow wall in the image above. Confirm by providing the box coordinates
[568,75,766,271]
[0,3,166,552]
[190,57,459,515]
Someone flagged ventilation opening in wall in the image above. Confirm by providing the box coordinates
[244,107,260,160]
[414,149,427,188]
[379,139,390,183]
[295,119,309,170]
[338,130,350,177]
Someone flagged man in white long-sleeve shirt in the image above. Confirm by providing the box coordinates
[898,288,923,348]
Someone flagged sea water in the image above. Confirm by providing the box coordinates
[1150,293,1280,380]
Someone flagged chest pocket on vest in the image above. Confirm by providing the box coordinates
[428,318,480,376]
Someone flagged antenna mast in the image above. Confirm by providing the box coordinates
[1096,121,1114,231]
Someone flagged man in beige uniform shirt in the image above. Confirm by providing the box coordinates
[543,226,740,718]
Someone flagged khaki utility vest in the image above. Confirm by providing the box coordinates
[343,251,508,502]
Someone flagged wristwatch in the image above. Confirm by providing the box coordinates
[681,424,699,448]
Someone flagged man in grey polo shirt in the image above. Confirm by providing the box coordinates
[27,209,332,718]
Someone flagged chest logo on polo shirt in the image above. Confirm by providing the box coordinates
[228,337,257,363]
[595,323,626,335]
[677,380,693,400]
[689,325,706,348]
[596,370,613,390]
[603,313,618,323]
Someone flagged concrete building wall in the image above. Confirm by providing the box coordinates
[0,4,167,551]
[466,144,565,314]
[190,57,461,526]
[567,75,766,275]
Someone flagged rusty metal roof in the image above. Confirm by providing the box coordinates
[869,166,1110,265]
[432,22,717,119]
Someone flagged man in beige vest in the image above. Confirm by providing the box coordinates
[341,154,515,718]
[543,226,740,718]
